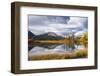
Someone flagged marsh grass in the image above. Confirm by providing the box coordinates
[28,48,87,60]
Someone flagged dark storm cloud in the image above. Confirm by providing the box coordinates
[29,15,70,26]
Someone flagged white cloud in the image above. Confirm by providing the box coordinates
[67,17,87,28]
[75,29,87,36]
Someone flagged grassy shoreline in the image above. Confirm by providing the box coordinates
[28,48,87,61]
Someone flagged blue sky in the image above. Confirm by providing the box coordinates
[28,15,88,36]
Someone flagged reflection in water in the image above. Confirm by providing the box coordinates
[28,43,85,56]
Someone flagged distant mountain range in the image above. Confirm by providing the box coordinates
[28,31,35,39]
[28,31,64,40]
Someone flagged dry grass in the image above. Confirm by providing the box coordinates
[28,48,88,60]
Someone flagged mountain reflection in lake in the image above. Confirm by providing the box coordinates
[28,44,84,56]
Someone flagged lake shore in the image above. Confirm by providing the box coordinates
[28,48,87,60]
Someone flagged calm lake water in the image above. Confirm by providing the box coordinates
[28,44,85,56]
